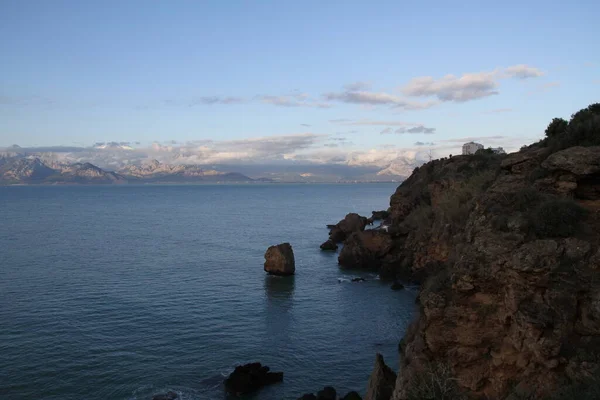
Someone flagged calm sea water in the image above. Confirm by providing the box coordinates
[0,184,416,400]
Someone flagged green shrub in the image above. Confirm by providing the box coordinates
[531,199,587,238]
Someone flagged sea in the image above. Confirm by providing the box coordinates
[0,184,417,400]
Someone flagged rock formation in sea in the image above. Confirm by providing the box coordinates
[321,213,369,250]
[264,243,296,276]
[365,353,396,400]
[224,362,283,396]
[330,104,600,399]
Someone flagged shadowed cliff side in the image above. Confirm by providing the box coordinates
[339,104,600,399]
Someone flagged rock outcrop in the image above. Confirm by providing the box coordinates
[224,362,283,396]
[152,391,178,400]
[365,354,396,400]
[327,213,369,243]
[264,243,295,276]
[329,134,600,398]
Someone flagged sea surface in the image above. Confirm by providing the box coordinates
[0,184,417,400]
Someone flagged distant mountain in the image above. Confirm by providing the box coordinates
[118,160,253,182]
[0,155,126,185]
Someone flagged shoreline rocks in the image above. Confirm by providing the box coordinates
[224,362,283,396]
[264,243,295,276]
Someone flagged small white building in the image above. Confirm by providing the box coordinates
[462,142,484,155]
[491,147,506,154]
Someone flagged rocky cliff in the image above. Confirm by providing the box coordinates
[334,105,600,399]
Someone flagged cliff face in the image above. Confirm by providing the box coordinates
[339,146,600,399]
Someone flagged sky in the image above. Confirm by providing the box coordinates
[1,0,599,166]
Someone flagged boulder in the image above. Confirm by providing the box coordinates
[365,353,396,400]
[329,213,369,243]
[342,391,363,400]
[152,392,178,400]
[317,386,337,400]
[390,281,404,291]
[541,146,600,175]
[352,277,366,282]
[224,362,283,396]
[264,243,295,276]
[320,239,338,251]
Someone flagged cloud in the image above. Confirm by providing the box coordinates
[301,123,311,127]
[332,119,419,126]
[324,143,338,147]
[323,90,437,110]
[527,81,560,95]
[380,128,393,134]
[440,135,506,143]
[402,64,543,103]
[402,72,499,102]
[503,64,544,79]
[189,96,245,106]
[259,95,331,108]
[344,81,372,91]
[393,125,436,134]
[329,118,352,123]
[414,141,436,146]
[484,108,513,114]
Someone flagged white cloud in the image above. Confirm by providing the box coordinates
[402,72,499,102]
[503,64,544,79]
[393,125,436,134]
[323,90,438,110]
[259,95,331,108]
[401,64,544,103]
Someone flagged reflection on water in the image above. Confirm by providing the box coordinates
[264,275,295,304]
[264,275,295,351]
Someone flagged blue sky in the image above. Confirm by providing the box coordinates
[1,0,599,162]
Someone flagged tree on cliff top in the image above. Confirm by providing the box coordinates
[543,103,600,151]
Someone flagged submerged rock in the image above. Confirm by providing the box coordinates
[352,277,366,282]
[365,353,396,400]
[317,386,337,400]
[152,391,178,400]
[264,243,295,276]
[342,391,363,400]
[224,362,283,396]
[390,281,404,291]
[297,394,318,400]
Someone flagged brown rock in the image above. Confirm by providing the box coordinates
[365,353,396,400]
[541,146,600,175]
[320,239,338,251]
[338,230,393,271]
[329,213,369,242]
[264,243,295,276]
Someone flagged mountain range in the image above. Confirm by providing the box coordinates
[0,147,423,184]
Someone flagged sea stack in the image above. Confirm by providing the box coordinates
[264,242,295,276]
